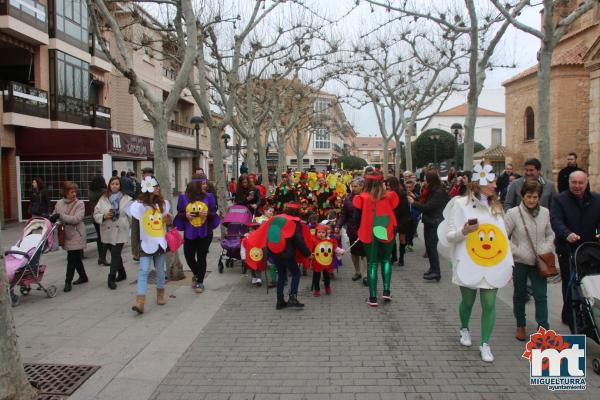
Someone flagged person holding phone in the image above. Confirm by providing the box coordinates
[93,176,132,289]
[407,169,449,281]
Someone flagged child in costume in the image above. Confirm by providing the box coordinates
[126,176,172,314]
[353,170,399,307]
[254,206,278,287]
[311,224,340,296]
[437,164,513,363]
[241,222,264,286]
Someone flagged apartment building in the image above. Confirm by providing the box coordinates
[0,1,208,220]
[281,91,357,171]
[354,136,395,171]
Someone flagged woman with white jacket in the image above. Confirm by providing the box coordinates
[438,164,513,363]
[504,180,554,341]
[94,176,132,289]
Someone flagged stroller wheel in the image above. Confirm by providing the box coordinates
[19,286,31,296]
[46,285,57,298]
[218,261,224,273]
[10,292,20,307]
[593,358,600,375]
[226,259,233,268]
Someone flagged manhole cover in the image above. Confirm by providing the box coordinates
[24,363,99,397]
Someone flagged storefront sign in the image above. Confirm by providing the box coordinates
[109,132,153,159]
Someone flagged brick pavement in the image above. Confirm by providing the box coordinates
[150,244,600,400]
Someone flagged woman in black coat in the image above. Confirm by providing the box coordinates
[386,176,412,266]
[408,169,449,281]
[336,177,367,284]
[29,177,51,218]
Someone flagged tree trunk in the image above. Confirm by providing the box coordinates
[404,125,414,172]
[463,85,480,170]
[256,135,269,189]
[382,139,389,178]
[210,127,229,217]
[296,139,305,172]
[245,135,256,174]
[537,43,553,179]
[0,264,38,400]
[395,138,402,176]
[276,129,287,178]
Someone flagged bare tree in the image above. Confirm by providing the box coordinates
[87,0,198,279]
[338,21,464,174]
[365,0,528,169]
[491,0,597,178]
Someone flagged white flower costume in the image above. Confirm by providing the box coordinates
[437,195,513,289]
[127,201,171,254]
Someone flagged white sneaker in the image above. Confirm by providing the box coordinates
[251,277,257,285]
[480,343,494,363]
[459,328,472,347]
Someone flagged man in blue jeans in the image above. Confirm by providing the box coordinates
[551,170,600,330]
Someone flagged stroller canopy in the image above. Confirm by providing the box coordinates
[575,242,600,278]
[223,205,253,225]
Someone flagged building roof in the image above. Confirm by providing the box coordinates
[503,41,590,86]
[473,145,506,160]
[435,103,504,117]
[355,137,396,149]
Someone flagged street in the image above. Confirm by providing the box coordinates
[3,222,599,399]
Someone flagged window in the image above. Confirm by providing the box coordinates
[54,0,88,46]
[313,97,331,113]
[313,127,330,149]
[525,107,535,141]
[50,50,90,124]
[20,160,102,201]
[373,151,381,162]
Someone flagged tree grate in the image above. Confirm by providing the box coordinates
[24,363,100,398]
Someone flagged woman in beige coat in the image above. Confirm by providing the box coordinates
[54,181,87,292]
[94,176,132,290]
[505,180,555,341]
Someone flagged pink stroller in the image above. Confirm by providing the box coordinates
[218,205,253,273]
[4,217,58,306]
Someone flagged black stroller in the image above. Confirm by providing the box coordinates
[569,241,600,374]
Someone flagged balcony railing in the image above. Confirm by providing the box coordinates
[2,81,48,118]
[0,0,47,33]
[90,104,111,129]
[169,120,194,136]
[54,95,90,126]
[333,144,343,153]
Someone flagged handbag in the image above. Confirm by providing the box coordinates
[518,208,559,278]
[165,227,183,252]
[57,201,78,249]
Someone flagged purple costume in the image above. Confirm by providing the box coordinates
[175,193,220,238]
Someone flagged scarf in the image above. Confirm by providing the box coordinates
[109,191,123,211]
[419,186,430,204]
[523,202,540,218]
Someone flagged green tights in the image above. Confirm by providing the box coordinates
[459,286,498,344]
[364,239,395,299]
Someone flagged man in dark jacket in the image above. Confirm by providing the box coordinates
[557,152,583,193]
[504,158,555,211]
[551,170,600,329]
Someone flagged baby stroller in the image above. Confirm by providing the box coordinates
[4,217,59,306]
[218,205,253,274]
[570,241,600,374]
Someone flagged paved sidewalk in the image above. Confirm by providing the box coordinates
[2,221,240,400]
[149,246,600,400]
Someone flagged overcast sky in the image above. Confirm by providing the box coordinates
[315,1,543,137]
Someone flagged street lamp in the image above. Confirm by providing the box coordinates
[429,134,440,168]
[221,133,247,178]
[451,122,463,170]
[190,115,204,171]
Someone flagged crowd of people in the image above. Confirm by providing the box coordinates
[28,151,600,364]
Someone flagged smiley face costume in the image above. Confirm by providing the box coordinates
[353,178,399,304]
[437,165,513,350]
[311,226,338,293]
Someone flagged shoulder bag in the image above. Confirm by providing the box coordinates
[518,207,558,278]
[57,201,79,248]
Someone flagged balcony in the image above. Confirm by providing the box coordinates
[0,0,48,44]
[169,120,194,136]
[90,104,111,129]
[89,33,110,61]
[53,95,90,126]
[333,143,343,154]
[2,81,48,118]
